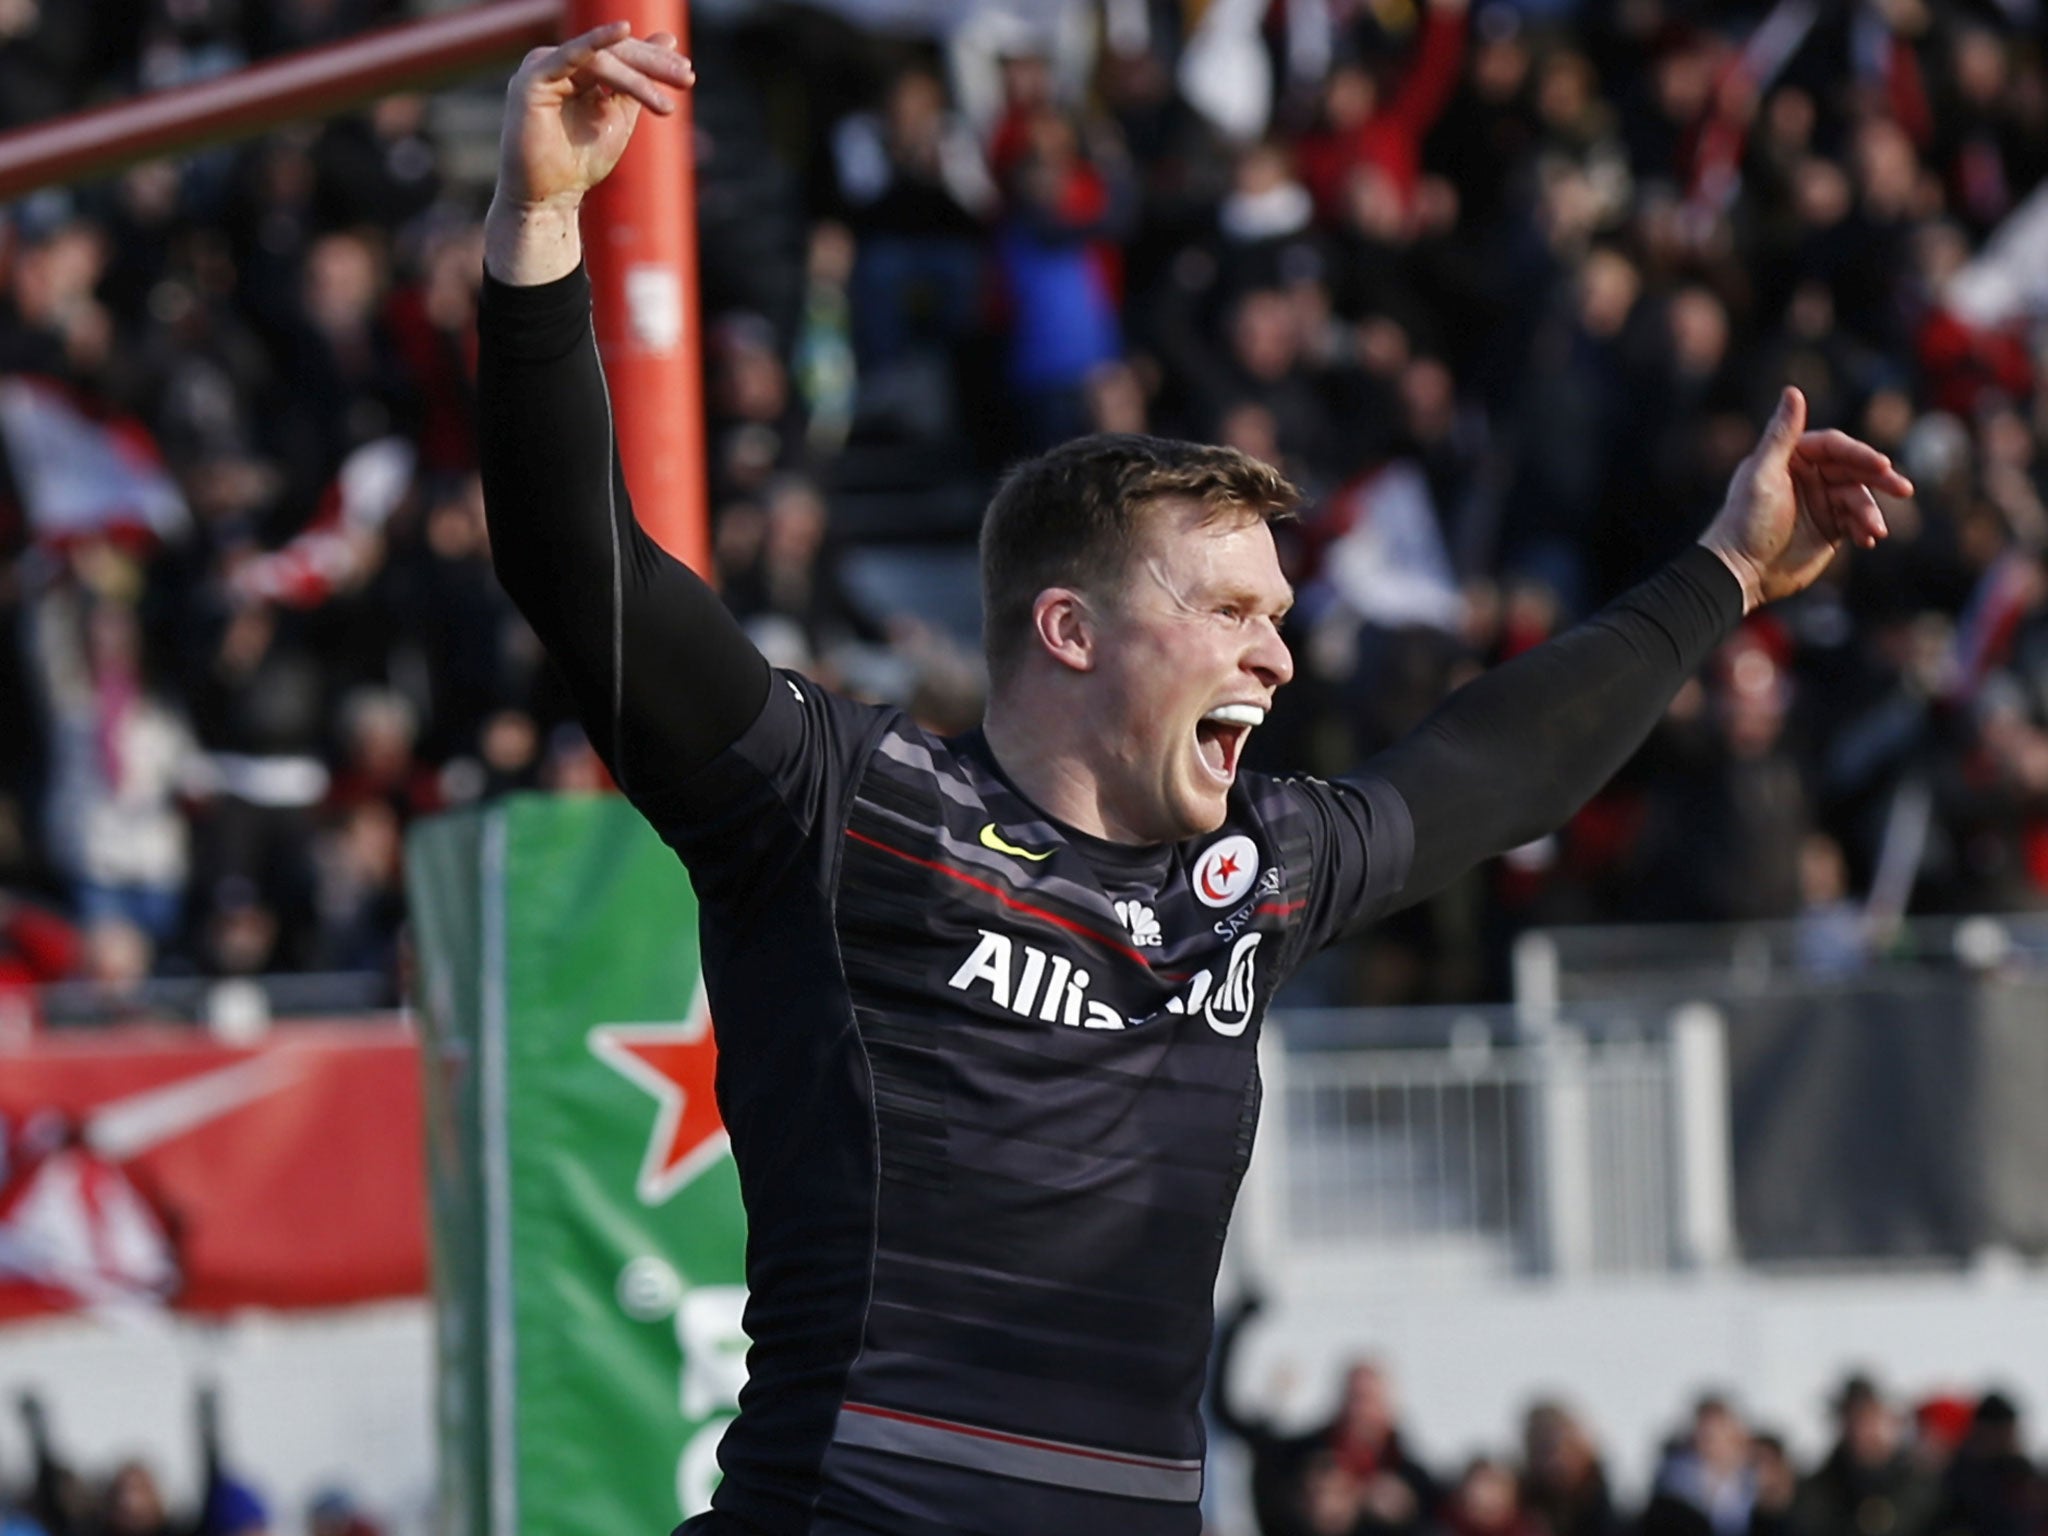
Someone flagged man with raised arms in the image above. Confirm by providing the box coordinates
[477,26,1911,1536]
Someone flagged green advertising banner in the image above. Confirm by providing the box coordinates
[408,794,749,1536]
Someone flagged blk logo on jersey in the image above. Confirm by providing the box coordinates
[1192,835,1260,908]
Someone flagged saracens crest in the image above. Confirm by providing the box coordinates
[1192,835,1260,908]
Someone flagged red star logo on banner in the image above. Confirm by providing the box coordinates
[587,988,726,1205]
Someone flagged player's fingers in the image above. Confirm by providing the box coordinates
[1791,454,1825,509]
[1823,482,1886,548]
[1795,460,1877,550]
[1797,431,1914,499]
[1792,456,1831,535]
[610,35,696,87]
[571,46,677,113]
[534,22,632,82]
[1817,464,1916,501]
[1810,457,1915,499]
[1795,428,1891,475]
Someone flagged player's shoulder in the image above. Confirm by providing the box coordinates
[756,668,899,752]
[1235,764,1401,812]
[1229,765,1410,862]
[1230,766,1342,825]
[767,669,995,802]
[1198,770,1338,879]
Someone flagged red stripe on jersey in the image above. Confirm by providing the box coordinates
[844,828,1177,977]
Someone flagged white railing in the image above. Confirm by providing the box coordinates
[1239,1004,1733,1286]
[1235,916,2048,1290]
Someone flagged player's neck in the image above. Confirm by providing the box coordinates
[983,697,1148,847]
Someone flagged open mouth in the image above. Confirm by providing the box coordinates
[1195,703,1265,784]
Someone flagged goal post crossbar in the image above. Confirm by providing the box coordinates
[0,0,560,203]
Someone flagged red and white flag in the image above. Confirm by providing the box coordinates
[228,436,416,609]
[0,376,189,548]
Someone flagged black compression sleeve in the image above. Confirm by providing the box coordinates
[1364,545,1744,906]
[476,264,770,809]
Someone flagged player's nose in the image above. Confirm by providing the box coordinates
[1247,617,1294,689]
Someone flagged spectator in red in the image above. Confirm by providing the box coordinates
[1324,1360,1440,1536]
[323,686,441,826]
[383,219,481,480]
[1294,0,1469,226]
[1213,1296,1439,1536]
[985,30,1058,188]
[1913,225,2034,422]
[0,895,81,1037]
[1937,1392,2043,1536]
[1436,1458,1546,1536]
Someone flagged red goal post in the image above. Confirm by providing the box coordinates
[0,0,708,572]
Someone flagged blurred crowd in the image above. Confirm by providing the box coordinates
[0,0,2046,1015]
[0,1391,383,1536]
[1211,1300,2044,1536]
[5,1344,2036,1536]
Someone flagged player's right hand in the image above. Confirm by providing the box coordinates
[496,24,695,213]
[1699,386,1912,614]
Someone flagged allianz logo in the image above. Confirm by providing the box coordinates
[946,929,1262,1038]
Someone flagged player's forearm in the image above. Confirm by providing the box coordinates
[1369,546,1743,900]
[476,264,770,796]
[483,195,583,288]
[476,263,619,631]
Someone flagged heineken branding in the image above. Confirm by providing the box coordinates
[410,796,751,1536]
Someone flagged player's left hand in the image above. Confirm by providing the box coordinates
[1699,386,1915,613]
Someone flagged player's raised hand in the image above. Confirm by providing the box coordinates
[497,23,694,212]
[484,25,693,285]
[1700,386,1915,613]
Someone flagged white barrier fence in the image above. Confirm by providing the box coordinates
[1237,1004,1734,1288]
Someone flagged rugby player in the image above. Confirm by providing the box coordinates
[477,27,1912,1536]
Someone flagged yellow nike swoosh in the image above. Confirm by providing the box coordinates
[979,823,1053,862]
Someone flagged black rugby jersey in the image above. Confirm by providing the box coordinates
[477,264,1743,1536]
[662,676,1411,1536]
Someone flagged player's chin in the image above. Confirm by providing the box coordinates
[1170,782,1232,840]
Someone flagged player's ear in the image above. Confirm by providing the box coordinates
[1031,588,1096,673]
